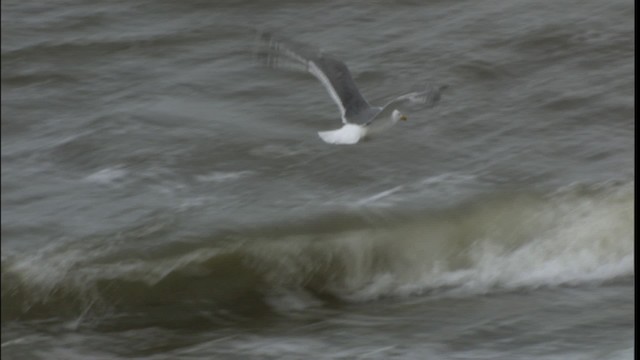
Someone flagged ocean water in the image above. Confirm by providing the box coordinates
[1,0,634,359]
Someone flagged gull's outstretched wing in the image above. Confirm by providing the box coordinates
[257,32,377,124]
[380,84,447,115]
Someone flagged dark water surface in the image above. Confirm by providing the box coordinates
[1,0,634,359]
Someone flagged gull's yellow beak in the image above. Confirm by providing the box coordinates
[400,115,408,121]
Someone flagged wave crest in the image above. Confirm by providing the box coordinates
[1,182,633,321]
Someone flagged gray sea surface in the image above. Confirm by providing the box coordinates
[1,0,634,359]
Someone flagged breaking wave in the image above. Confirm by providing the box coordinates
[1,182,633,322]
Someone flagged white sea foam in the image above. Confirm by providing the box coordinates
[339,183,634,301]
[195,170,254,183]
[345,172,480,209]
[355,185,404,206]
[84,167,127,184]
[244,181,634,304]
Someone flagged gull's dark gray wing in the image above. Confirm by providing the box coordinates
[257,32,378,124]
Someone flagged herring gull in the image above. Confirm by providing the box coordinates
[257,32,445,145]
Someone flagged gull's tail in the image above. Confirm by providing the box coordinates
[318,124,367,145]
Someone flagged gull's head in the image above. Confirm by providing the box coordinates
[391,109,408,123]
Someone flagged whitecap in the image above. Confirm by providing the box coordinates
[195,170,253,183]
[84,167,127,184]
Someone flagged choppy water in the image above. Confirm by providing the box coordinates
[1,0,634,359]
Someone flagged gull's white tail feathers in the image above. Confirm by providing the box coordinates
[318,124,367,145]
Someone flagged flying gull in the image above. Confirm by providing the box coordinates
[257,32,444,145]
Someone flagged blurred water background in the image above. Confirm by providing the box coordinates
[1,0,634,359]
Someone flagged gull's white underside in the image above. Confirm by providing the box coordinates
[317,124,368,145]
